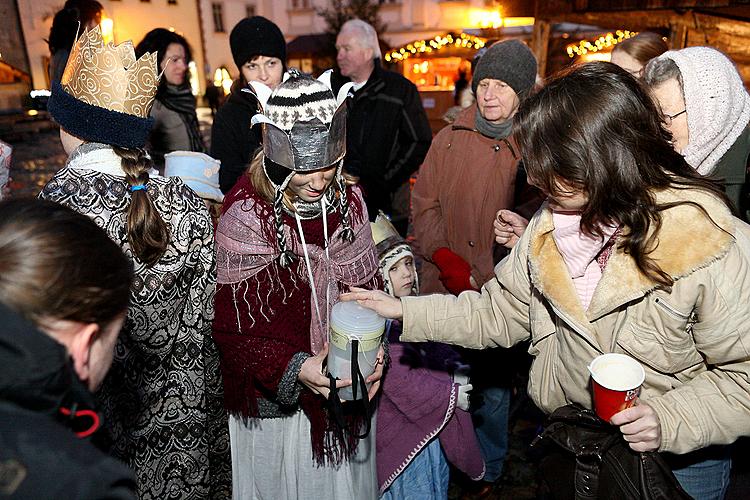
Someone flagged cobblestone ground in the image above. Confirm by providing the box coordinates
[6,127,66,199]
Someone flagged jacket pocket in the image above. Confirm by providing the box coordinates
[617,320,703,374]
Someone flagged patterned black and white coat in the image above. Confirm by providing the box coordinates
[39,143,231,499]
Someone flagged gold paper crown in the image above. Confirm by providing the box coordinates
[371,211,406,257]
[61,26,159,118]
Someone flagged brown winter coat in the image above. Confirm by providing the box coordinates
[402,188,750,455]
[411,104,521,293]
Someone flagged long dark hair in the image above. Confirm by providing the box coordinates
[514,62,730,287]
[0,199,132,328]
[135,28,193,93]
[47,0,103,54]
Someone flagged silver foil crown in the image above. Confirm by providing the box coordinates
[261,101,347,171]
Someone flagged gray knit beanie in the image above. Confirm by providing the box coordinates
[471,39,537,98]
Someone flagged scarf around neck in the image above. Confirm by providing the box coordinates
[475,109,513,140]
[157,83,206,153]
[216,185,379,354]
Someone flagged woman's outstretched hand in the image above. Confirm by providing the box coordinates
[298,344,351,399]
[340,286,404,320]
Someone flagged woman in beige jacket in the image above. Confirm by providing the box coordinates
[344,62,750,499]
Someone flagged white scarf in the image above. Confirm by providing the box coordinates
[659,47,750,175]
[67,143,162,178]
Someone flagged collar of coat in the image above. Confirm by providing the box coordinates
[527,187,736,324]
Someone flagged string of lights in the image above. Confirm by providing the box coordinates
[384,32,486,62]
[566,30,637,58]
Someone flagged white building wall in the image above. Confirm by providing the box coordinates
[18,0,206,92]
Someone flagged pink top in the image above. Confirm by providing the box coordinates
[552,212,618,310]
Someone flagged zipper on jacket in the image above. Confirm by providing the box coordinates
[653,297,691,321]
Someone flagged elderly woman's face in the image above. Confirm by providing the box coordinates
[650,78,689,153]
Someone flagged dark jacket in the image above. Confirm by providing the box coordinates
[331,61,432,219]
[0,302,136,499]
[211,80,263,194]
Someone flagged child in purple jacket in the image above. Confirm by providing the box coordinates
[373,213,485,498]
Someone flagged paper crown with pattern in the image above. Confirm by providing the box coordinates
[62,26,158,117]
[47,26,160,149]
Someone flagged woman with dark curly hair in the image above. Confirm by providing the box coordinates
[135,28,205,171]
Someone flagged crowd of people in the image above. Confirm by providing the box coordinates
[2,2,750,498]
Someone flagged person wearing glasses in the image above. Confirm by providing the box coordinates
[645,46,750,221]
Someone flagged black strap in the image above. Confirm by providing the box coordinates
[325,339,372,439]
[350,339,371,438]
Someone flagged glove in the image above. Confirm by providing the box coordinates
[431,247,476,295]
[452,362,471,386]
[457,383,473,411]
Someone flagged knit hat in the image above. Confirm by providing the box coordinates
[48,26,158,149]
[371,212,419,296]
[250,69,354,267]
[471,39,537,98]
[230,16,286,72]
[657,47,750,175]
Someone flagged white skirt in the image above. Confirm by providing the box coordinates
[229,411,377,500]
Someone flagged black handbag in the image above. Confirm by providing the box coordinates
[533,404,693,500]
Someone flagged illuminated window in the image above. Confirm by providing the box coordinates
[212,3,225,33]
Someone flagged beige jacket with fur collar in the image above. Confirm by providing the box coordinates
[402,188,750,455]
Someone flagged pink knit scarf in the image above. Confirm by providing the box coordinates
[216,187,379,354]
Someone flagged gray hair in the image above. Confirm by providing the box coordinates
[643,57,684,92]
[339,19,381,59]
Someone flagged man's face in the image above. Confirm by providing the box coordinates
[336,30,373,82]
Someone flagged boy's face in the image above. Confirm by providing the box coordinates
[388,255,415,298]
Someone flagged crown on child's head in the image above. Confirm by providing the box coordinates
[371,212,407,259]
[61,26,159,118]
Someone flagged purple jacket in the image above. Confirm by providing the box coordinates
[377,322,485,493]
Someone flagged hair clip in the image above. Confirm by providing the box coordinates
[129,184,148,192]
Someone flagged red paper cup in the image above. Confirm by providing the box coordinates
[588,353,645,422]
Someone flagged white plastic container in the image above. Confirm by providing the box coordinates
[327,301,385,400]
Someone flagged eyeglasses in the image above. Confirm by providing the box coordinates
[664,109,686,126]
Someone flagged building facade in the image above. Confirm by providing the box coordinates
[16,0,206,93]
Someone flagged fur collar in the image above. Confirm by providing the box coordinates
[527,188,736,326]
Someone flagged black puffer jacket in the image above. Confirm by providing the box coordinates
[331,61,432,219]
[0,302,136,499]
[211,80,263,194]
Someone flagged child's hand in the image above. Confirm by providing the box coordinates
[365,346,386,400]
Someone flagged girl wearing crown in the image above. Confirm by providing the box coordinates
[212,71,383,499]
[39,27,231,498]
